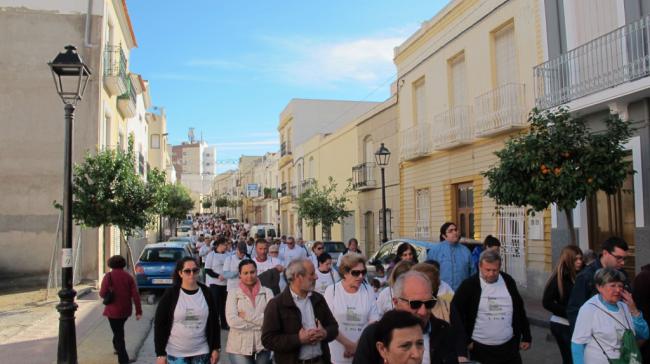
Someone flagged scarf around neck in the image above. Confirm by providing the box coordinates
[240,280,261,307]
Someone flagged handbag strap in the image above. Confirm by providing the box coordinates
[589,302,632,330]
[590,333,614,364]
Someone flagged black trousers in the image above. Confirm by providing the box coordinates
[470,338,522,364]
[550,322,573,364]
[108,317,129,364]
[210,284,228,329]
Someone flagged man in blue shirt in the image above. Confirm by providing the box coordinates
[427,222,476,290]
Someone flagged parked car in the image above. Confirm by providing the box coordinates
[135,242,194,291]
[177,224,192,237]
[226,218,240,225]
[168,236,196,253]
[367,238,482,274]
[304,240,347,263]
[251,224,276,239]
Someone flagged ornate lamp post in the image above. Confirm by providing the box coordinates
[48,45,91,364]
[374,143,391,243]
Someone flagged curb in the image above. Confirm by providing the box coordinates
[76,286,93,299]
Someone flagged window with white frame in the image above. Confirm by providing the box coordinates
[415,189,431,239]
[494,24,516,86]
[413,78,426,126]
[449,54,467,106]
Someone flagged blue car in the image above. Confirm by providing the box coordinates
[135,242,194,291]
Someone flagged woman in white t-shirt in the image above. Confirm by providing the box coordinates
[324,253,379,364]
[571,267,649,364]
[314,253,340,294]
[154,257,220,364]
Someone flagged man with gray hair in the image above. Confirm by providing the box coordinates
[353,270,458,364]
[451,249,531,363]
[262,258,338,364]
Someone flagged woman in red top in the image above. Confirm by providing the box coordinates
[100,255,143,364]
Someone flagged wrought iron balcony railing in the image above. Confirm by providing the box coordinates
[352,162,377,190]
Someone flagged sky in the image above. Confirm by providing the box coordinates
[127,1,448,173]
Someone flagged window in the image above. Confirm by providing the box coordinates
[415,189,430,239]
[449,53,467,106]
[455,183,475,239]
[363,136,374,164]
[151,134,160,149]
[413,78,426,126]
[100,115,109,149]
[493,24,516,86]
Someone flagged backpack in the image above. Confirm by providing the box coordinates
[589,303,643,364]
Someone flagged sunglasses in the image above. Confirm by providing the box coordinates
[182,268,200,275]
[350,269,367,277]
[398,297,437,310]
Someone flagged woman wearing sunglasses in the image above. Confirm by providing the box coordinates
[309,241,325,268]
[225,259,273,364]
[154,257,220,364]
[324,253,380,364]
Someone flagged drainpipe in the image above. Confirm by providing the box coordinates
[84,0,94,48]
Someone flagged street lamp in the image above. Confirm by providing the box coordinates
[277,190,282,236]
[375,143,391,243]
[48,45,91,364]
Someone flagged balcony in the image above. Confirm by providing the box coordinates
[352,162,377,190]
[534,14,650,109]
[290,185,298,199]
[299,178,316,195]
[117,76,136,118]
[432,106,473,150]
[474,83,528,137]
[103,44,128,96]
[400,123,432,161]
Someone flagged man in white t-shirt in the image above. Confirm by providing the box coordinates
[280,236,308,267]
[451,249,531,363]
[222,242,249,293]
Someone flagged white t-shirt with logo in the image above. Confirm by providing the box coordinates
[471,275,514,345]
[315,268,340,295]
[253,256,282,275]
[572,295,635,363]
[206,251,227,287]
[280,245,308,267]
[324,282,379,364]
[166,289,209,357]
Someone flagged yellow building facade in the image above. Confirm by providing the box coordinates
[395,0,551,293]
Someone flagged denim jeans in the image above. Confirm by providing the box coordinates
[108,318,129,364]
[550,321,573,364]
[167,353,210,364]
[228,350,272,364]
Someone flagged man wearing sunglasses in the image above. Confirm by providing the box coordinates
[451,249,531,364]
[353,270,458,364]
[566,236,630,329]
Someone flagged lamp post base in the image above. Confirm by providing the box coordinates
[56,286,78,363]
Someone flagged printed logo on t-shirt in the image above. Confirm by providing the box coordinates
[182,308,202,330]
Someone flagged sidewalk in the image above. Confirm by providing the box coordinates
[0,287,154,364]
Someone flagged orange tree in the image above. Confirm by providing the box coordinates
[483,106,632,245]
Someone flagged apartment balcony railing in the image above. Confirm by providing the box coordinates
[290,185,298,199]
[534,14,650,109]
[400,123,432,161]
[474,83,528,137]
[299,178,316,195]
[117,76,136,118]
[352,162,377,190]
[103,44,128,96]
[280,182,288,196]
[432,105,473,150]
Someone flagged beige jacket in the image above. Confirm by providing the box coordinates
[225,285,273,355]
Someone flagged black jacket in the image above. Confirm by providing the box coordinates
[450,272,532,357]
[542,270,575,319]
[261,287,338,364]
[154,283,221,356]
[353,315,458,364]
[566,258,629,328]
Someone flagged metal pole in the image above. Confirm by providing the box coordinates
[277,196,281,236]
[380,166,388,243]
[57,103,78,364]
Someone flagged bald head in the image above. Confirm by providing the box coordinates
[392,271,433,326]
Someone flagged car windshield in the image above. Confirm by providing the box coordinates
[179,226,190,232]
[325,243,346,253]
[140,248,186,262]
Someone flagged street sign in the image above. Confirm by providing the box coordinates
[247,183,259,198]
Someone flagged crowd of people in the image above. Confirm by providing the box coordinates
[99,215,650,364]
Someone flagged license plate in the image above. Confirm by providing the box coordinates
[152,278,172,284]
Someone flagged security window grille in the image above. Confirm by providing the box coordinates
[455,183,475,240]
[415,189,430,239]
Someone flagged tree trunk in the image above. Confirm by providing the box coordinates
[323,225,332,241]
[564,208,577,245]
[120,230,139,289]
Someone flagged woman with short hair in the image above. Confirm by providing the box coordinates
[337,238,362,267]
[325,253,379,364]
[374,310,424,364]
[154,257,220,364]
[315,253,341,294]
[309,241,324,268]
[571,267,649,364]
[100,255,142,364]
[225,259,273,364]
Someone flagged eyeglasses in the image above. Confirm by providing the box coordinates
[349,269,367,277]
[398,297,437,310]
[611,253,626,262]
[182,268,200,275]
